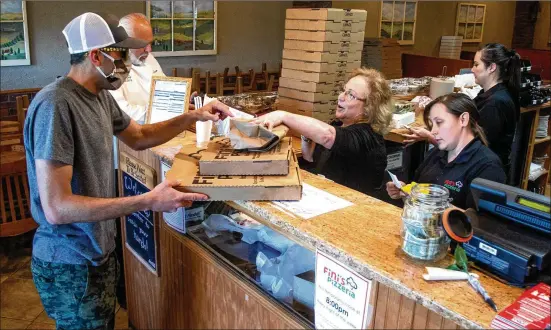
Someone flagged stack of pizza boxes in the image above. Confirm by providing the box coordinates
[276,8,367,124]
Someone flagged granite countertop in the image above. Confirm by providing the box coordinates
[149,131,522,329]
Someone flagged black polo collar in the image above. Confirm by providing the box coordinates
[438,138,482,166]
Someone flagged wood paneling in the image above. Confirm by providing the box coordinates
[160,222,308,329]
[371,283,460,330]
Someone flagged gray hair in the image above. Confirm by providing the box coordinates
[119,13,149,35]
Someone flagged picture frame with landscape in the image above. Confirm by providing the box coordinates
[1,0,30,66]
[147,1,216,57]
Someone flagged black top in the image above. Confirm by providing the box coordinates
[414,139,506,209]
[474,83,517,168]
[309,121,387,196]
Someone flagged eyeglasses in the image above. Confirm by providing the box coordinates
[340,88,367,102]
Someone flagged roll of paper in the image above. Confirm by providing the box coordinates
[429,78,455,99]
[422,267,479,281]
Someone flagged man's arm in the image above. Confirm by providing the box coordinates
[36,159,207,225]
[117,100,231,151]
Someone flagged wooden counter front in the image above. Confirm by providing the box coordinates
[119,132,523,330]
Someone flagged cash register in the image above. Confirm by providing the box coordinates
[462,178,551,286]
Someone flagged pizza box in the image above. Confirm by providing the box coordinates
[285,19,365,33]
[282,59,338,73]
[281,68,347,83]
[283,49,362,63]
[286,8,367,23]
[199,137,293,176]
[284,39,363,53]
[279,77,342,94]
[285,30,364,43]
[278,87,339,103]
[166,143,302,201]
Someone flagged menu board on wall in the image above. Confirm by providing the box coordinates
[120,152,159,276]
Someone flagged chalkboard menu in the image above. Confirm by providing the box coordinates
[120,152,158,275]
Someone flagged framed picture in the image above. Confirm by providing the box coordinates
[455,3,486,43]
[379,1,418,45]
[146,76,192,124]
[1,0,30,66]
[147,1,217,57]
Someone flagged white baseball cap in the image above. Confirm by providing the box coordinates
[62,12,148,54]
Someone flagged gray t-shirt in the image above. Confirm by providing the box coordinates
[24,77,131,266]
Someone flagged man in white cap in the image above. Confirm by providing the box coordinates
[24,12,231,330]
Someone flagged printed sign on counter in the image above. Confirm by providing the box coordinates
[146,76,192,124]
[120,152,158,275]
[161,161,206,233]
[315,250,372,329]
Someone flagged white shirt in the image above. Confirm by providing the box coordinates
[109,54,165,124]
[111,55,164,170]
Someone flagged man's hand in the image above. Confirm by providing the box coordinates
[146,179,208,212]
[189,91,198,110]
[252,110,287,131]
[194,100,232,122]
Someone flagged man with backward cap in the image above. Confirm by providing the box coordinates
[24,12,231,329]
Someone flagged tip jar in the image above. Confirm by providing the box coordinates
[401,184,451,261]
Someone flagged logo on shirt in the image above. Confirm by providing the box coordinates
[444,180,463,192]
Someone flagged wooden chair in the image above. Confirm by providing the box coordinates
[0,150,37,237]
[192,71,201,94]
[204,71,212,95]
[244,69,256,92]
[266,75,275,92]
[215,73,224,96]
[235,76,244,94]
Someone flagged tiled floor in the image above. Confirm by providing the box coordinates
[0,242,128,330]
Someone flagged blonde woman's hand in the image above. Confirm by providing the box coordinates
[386,181,407,199]
[252,110,286,131]
[402,127,434,145]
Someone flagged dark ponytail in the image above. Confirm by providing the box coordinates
[424,93,489,146]
[479,43,521,111]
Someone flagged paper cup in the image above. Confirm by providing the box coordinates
[195,120,212,148]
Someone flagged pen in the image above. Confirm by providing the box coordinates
[468,274,498,312]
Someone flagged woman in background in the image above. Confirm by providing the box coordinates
[255,68,393,197]
[402,43,520,179]
[471,43,520,174]
[387,93,506,209]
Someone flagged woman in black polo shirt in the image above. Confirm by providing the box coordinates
[472,43,520,175]
[254,67,393,197]
[386,93,506,209]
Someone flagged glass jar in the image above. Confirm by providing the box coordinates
[401,184,451,261]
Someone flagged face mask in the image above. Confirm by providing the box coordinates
[95,51,130,90]
[130,51,148,67]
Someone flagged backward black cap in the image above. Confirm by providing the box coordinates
[100,13,148,49]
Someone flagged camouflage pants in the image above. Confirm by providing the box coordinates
[31,253,119,330]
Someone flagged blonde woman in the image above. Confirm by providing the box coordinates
[254,67,393,196]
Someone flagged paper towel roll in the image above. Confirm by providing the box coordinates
[430,78,455,99]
